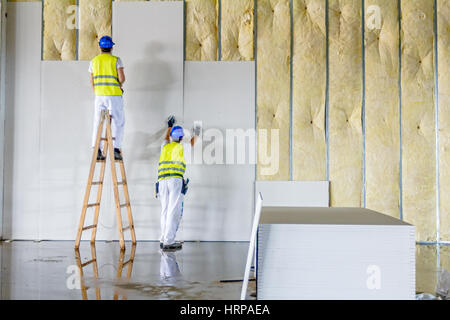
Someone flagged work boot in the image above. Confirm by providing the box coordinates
[114,148,123,161]
[97,149,105,161]
[162,242,182,251]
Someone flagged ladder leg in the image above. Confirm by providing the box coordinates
[90,243,101,300]
[90,141,108,243]
[113,249,126,300]
[106,115,125,250]
[119,161,137,245]
[75,115,105,249]
[74,248,88,300]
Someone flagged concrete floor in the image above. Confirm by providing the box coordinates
[0,241,256,300]
[0,241,447,300]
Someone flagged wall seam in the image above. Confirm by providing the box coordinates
[183,0,186,61]
[75,0,79,61]
[289,0,293,181]
[434,0,440,243]
[325,0,330,184]
[0,0,7,239]
[361,0,366,208]
[218,0,221,61]
[254,0,257,181]
[41,0,43,60]
[398,0,403,221]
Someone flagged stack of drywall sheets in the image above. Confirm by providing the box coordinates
[257,207,415,300]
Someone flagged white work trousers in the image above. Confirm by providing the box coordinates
[91,95,125,149]
[159,177,184,245]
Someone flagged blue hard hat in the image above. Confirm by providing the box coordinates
[170,126,184,141]
[99,36,115,48]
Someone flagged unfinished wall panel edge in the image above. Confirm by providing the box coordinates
[401,0,436,241]
[328,0,363,206]
[364,0,400,218]
[292,0,326,181]
[78,0,111,61]
[185,0,218,61]
[438,0,450,241]
[43,0,77,60]
[221,0,254,61]
[256,0,290,181]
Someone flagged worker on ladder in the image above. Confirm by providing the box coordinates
[89,36,126,161]
[157,116,200,250]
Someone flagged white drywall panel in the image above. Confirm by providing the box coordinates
[4,2,41,239]
[39,61,112,240]
[5,2,183,240]
[255,181,329,207]
[183,61,255,241]
[112,1,184,241]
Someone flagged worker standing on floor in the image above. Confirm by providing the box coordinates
[157,116,200,250]
[89,36,126,161]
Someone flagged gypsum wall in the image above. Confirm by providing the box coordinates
[7,0,450,243]
[401,0,436,242]
[438,0,450,242]
[364,0,400,218]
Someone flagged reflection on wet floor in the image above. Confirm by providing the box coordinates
[0,241,256,300]
[0,241,447,299]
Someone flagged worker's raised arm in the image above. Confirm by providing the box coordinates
[118,67,125,85]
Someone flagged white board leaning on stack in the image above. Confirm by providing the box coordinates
[257,207,416,300]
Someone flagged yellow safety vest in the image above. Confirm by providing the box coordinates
[158,142,186,181]
[91,54,122,96]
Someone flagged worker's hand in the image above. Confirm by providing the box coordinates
[193,125,201,136]
[168,116,176,128]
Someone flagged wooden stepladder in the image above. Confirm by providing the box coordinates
[75,110,136,250]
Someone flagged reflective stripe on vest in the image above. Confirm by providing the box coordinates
[158,142,186,181]
[91,54,122,96]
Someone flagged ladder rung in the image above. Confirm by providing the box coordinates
[81,259,96,268]
[82,225,96,231]
[122,225,132,231]
[92,181,103,185]
[119,203,130,208]
[123,259,133,266]
[96,160,105,163]
[100,137,115,141]
[86,203,100,208]
[117,181,126,185]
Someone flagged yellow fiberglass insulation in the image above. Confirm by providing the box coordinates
[328,0,363,207]
[364,0,400,218]
[221,0,254,61]
[257,0,290,180]
[185,0,218,61]
[401,0,436,242]
[43,0,77,60]
[292,0,327,181]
